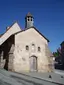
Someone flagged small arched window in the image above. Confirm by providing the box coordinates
[31,18,32,21]
[38,47,41,52]
[26,45,29,51]
[32,44,35,51]
[28,18,29,21]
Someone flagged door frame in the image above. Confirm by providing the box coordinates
[29,55,38,72]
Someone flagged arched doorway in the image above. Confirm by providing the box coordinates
[30,56,37,71]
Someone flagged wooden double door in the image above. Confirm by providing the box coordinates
[30,56,37,71]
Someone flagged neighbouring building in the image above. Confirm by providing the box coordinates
[54,41,64,70]
[0,13,54,72]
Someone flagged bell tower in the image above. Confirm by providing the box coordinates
[25,12,34,28]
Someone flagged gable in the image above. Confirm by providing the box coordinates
[31,27,49,42]
[15,27,49,43]
[0,22,21,45]
[15,27,48,45]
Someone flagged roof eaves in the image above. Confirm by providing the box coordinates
[0,21,21,37]
[28,26,50,42]
[14,26,49,42]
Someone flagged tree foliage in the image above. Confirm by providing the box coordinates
[53,52,59,57]
[53,41,64,70]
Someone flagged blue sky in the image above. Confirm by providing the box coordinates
[0,0,64,52]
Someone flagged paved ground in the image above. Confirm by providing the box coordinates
[0,69,64,85]
[54,69,64,75]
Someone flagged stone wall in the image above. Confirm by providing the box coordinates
[0,51,5,68]
[0,35,14,71]
[45,43,54,72]
[8,44,14,71]
[13,28,53,72]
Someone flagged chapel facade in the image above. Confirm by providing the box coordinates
[0,13,54,72]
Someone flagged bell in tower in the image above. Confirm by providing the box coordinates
[25,12,34,28]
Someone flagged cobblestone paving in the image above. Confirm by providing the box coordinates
[0,69,64,85]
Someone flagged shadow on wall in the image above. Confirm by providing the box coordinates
[0,35,14,70]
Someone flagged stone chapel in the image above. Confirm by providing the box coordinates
[0,13,53,72]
